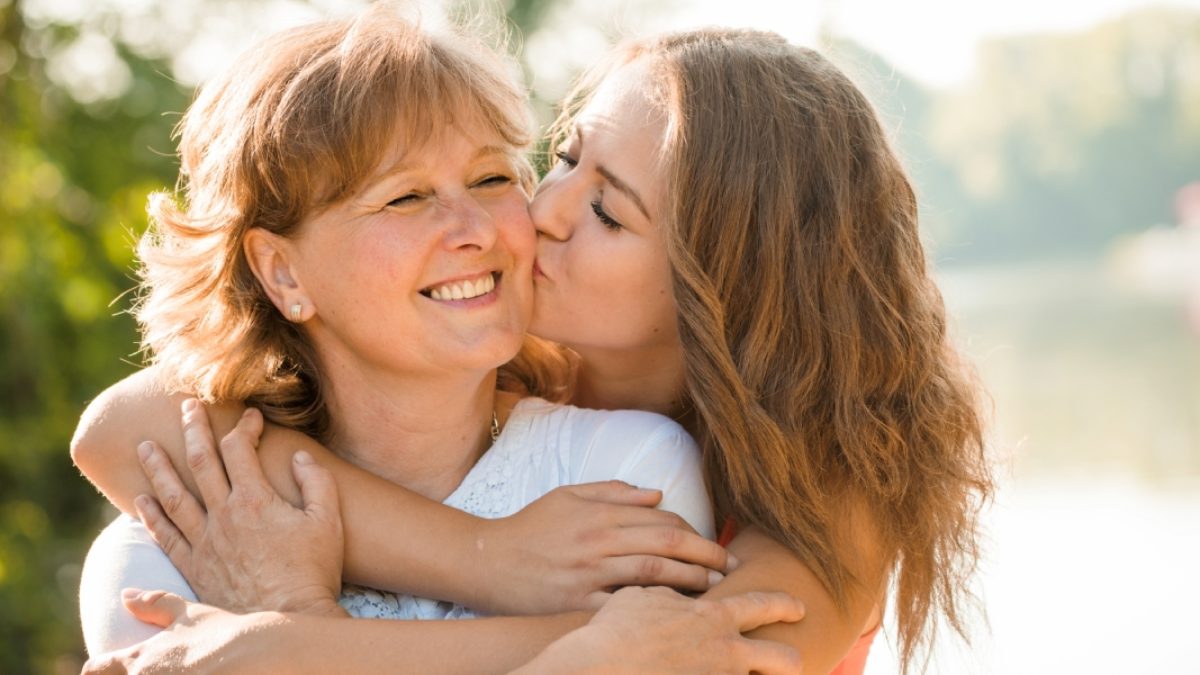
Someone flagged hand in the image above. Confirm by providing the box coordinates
[134,399,345,616]
[475,481,737,614]
[82,589,279,675]
[515,586,805,674]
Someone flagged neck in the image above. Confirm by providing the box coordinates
[318,355,498,502]
[570,343,687,419]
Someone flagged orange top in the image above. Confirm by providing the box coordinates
[718,519,877,675]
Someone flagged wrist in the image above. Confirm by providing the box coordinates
[283,594,348,618]
[510,626,606,675]
[467,514,503,612]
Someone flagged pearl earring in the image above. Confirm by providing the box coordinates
[289,303,303,321]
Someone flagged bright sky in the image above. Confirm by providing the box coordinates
[20,0,1200,100]
[623,0,1200,87]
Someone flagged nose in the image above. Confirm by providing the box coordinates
[529,168,576,243]
[441,193,498,251]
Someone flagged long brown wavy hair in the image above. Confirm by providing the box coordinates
[554,29,993,668]
[134,5,569,441]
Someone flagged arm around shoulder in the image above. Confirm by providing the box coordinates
[71,366,245,514]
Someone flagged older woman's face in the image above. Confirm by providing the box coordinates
[290,119,535,378]
[528,61,679,358]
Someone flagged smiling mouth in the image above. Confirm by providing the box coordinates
[420,272,500,301]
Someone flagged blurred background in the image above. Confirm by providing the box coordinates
[1,0,1198,672]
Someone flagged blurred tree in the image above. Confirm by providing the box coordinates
[0,3,190,672]
[924,8,1200,264]
[0,1,566,672]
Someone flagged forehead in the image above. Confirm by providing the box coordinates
[578,61,667,150]
[371,110,517,175]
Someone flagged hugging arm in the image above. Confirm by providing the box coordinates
[72,368,730,614]
[83,589,803,675]
[703,517,889,675]
[86,409,803,674]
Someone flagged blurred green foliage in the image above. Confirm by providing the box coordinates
[1,0,1197,673]
[1,3,191,671]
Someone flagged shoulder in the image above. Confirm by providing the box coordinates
[511,398,696,455]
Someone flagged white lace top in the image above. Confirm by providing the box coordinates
[338,398,713,620]
[79,398,712,653]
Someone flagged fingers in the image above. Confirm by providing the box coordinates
[607,524,731,576]
[179,399,231,505]
[120,588,190,628]
[565,480,664,507]
[134,494,193,567]
[736,637,805,675]
[720,591,806,632]
[599,554,724,593]
[137,441,206,545]
[292,450,340,523]
[580,589,613,610]
[216,408,271,492]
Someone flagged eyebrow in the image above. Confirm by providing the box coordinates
[575,128,650,220]
[372,144,513,182]
[472,145,512,161]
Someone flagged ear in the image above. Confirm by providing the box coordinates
[243,228,314,323]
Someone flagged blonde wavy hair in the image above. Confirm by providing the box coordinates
[135,4,569,440]
[553,29,993,669]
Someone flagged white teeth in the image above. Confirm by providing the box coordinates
[426,274,495,301]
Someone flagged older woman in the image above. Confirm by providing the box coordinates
[76,10,991,675]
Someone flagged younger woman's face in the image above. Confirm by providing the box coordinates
[529,61,680,359]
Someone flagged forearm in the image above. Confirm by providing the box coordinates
[701,527,883,675]
[237,609,591,674]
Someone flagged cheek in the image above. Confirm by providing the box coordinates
[496,197,536,259]
[568,234,677,343]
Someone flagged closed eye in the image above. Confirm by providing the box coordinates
[554,150,578,169]
[591,199,623,231]
[473,174,513,188]
[387,192,423,208]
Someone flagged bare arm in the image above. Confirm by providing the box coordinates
[82,588,804,675]
[701,521,888,675]
[82,590,588,675]
[72,368,730,614]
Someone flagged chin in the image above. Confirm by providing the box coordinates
[468,331,527,370]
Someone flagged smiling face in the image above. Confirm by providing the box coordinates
[529,60,680,361]
[280,118,535,381]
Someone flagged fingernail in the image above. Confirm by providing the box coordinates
[726,554,741,571]
[294,450,312,465]
[134,494,151,512]
[137,441,153,461]
[708,570,725,586]
[121,588,142,600]
[182,398,198,413]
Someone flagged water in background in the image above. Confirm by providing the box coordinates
[865,257,1200,674]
